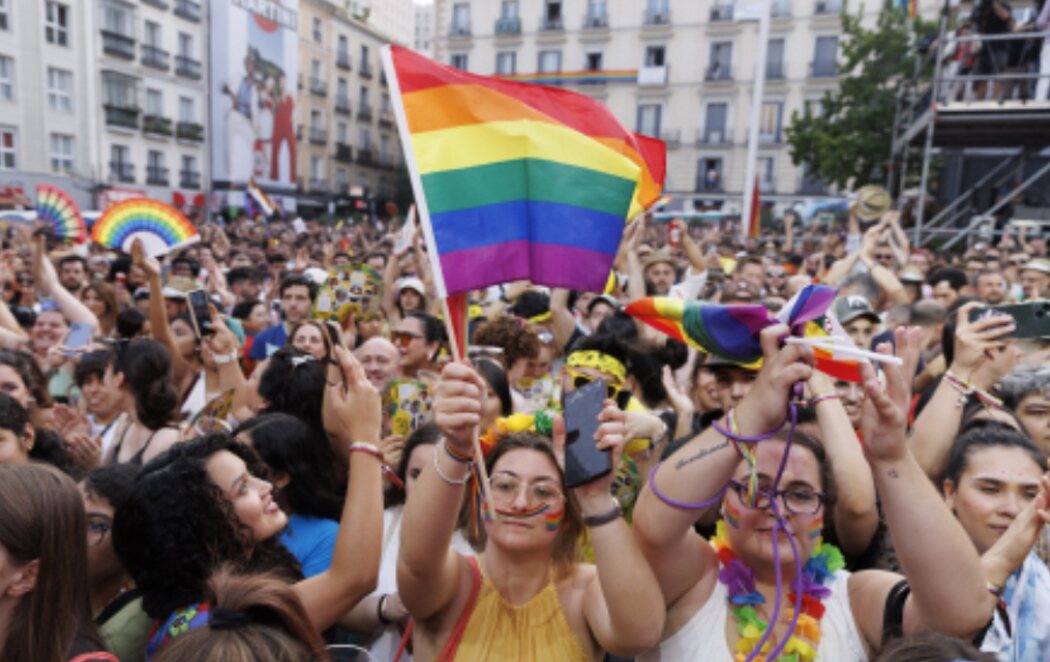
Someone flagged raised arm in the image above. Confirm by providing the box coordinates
[295,345,383,630]
[397,361,483,621]
[850,328,997,645]
[132,240,194,386]
[678,220,706,275]
[632,326,813,603]
[381,244,404,324]
[910,304,1016,478]
[31,236,98,330]
[549,288,577,351]
[807,370,878,557]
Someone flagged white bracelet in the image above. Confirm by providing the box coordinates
[433,439,472,485]
[213,351,239,365]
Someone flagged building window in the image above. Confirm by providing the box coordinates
[379,133,390,160]
[312,17,322,42]
[703,102,728,143]
[805,98,824,118]
[450,54,468,71]
[337,77,348,99]
[758,156,775,191]
[586,51,603,71]
[697,157,723,192]
[645,46,666,67]
[636,104,661,138]
[144,20,161,47]
[360,44,370,69]
[813,36,838,77]
[538,50,561,73]
[181,154,195,173]
[452,3,470,34]
[501,0,519,19]
[586,0,607,26]
[708,42,732,80]
[359,128,372,151]
[360,86,371,108]
[146,89,164,116]
[311,59,321,80]
[49,134,74,173]
[178,32,193,57]
[0,127,16,169]
[102,71,137,108]
[496,52,516,75]
[310,109,323,129]
[0,0,8,31]
[543,1,562,29]
[47,68,73,112]
[102,4,132,36]
[758,101,782,143]
[766,38,785,78]
[0,56,14,101]
[45,2,70,46]
[337,121,348,143]
[310,156,323,179]
[178,96,194,122]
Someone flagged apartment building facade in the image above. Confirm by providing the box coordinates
[297,0,405,215]
[433,0,940,212]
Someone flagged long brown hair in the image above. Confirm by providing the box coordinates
[154,565,329,662]
[0,463,102,662]
[480,432,584,577]
[81,282,118,335]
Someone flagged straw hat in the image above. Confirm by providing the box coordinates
[855,185,891,222]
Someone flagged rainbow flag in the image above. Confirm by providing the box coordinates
[247,179,275,217]
[382,45,665,297]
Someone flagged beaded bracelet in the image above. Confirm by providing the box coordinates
[433,439,472,485]
[809,393,841,407]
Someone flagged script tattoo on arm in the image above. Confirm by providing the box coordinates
[674,438,731,471]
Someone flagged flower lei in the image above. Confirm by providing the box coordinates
[711,520,845,662]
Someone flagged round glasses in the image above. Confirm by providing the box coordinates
[727,479,825,516]
[490,473,563,507]
[87,516,113,547]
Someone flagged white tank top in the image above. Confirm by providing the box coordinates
[639,570,868,662]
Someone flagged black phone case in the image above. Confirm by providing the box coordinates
[563,378,612,488]
[187,290,213,336]
[968,302,1050,339]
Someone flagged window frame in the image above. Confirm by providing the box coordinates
[0,126,17,170]
[47,67,74,112]
[45,1,70,46]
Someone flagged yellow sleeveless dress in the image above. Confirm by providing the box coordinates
[452,571,590,662]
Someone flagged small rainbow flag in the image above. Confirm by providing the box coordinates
[382,45,665,297]
[36,185,87,243]
[247,179,275,217]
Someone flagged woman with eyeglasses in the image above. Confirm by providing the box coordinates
[80,464,153,660]
[633,327,999,661]
[397,361,665,660]
[0,463,114,662]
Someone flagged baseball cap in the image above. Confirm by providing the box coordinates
[832,295,880,325]
[396,276,426,296]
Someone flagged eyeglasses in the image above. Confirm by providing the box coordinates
[874,254,895,262]
[727,479,826,516]
[490,472,564,506]
[87,516,113,547]
[390,330,423,348]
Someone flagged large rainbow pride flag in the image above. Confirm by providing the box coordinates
[382,45,665,297]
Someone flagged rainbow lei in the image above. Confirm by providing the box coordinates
[711,521,845,662]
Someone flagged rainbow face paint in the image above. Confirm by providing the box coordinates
[724,499,743,529]
[806,518,824,540]
[543,507,564,532]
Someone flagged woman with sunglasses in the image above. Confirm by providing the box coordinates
[633,327,999,661]
[397,361,665,660]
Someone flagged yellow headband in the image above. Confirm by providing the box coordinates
[526,311,552,324]
[566,350,626,384]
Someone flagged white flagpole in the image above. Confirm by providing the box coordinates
[740,0,771,240]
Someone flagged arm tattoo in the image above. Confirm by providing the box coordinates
[674,439,731,471]
[887,468,900,479]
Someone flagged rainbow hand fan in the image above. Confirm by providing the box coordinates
[36,185,87,243]
[92,199,199,258]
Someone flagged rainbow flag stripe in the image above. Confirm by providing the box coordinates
[499,69,639,85]
[36,185,87,243]
[385,46,665,296]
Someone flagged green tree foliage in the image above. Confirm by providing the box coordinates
[786,1,936,190]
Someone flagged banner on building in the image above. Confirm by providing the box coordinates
[209,0,300,195]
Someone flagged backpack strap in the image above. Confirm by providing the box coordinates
[880,579,911,647]
[436,556,483,662]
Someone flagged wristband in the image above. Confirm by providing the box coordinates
[809,393,841,407]
[213,351,239,365]
[349,442,384,462]
[443,439,474,464]
[376,594,393,626]
[582,500,622,528]
[433,439,472,485]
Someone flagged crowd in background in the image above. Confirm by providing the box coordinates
[1,184,1050,662]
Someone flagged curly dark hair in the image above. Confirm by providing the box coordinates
[257,348,327,434]
[112,434,302,620]
[234,413,344,521]
[472,317,540,368]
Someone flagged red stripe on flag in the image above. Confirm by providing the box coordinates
[813,348,864,383]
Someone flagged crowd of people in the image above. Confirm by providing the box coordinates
[0,187,1049,662]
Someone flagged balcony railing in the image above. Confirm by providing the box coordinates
[175,55,202,79]
[334,143,353,163]
[143,114,173,136]
[180,169,201,189]
[710,5,733,21]
[357,104,373,121]
[110,161,135,183]
[660,129,681,147]
[449,24,472,37]
[696,127,729,145]
[174,0,202,21]
[101,31,135,59]
[146,166,169,186]
[695,176,724,193]
[104,105,139,129]
[540,16,563,31]
[378,110,394,127]
[810,61,837,78]
[310,78,327,96]
[336,52,352,70]
[758,131,781,145]
[141,45,170,71]
[583,11,609,27]
[495,17,521,34]
[308,128,327,145]
[176,121,204,141]
[766,62,785,79]
[335,97,351,115]
[309,178,328,192]
[142,0,168,10]
[706,65,732,81]
[360,63,373,79]
[356,148,375,165]
[643,8,670,25]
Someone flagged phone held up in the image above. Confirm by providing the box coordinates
[186,289,214,338]
[562,378,612,488]
[968,301,1050,340]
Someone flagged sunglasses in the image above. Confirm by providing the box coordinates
[390,330,423,348]
[567,368,632,408]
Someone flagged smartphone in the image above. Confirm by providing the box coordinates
[186,289,213,337]
[562,378,612,488]
[969,302,1050,339]
[65,322,93,355]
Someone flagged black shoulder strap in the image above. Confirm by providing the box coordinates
[880,579,911,647]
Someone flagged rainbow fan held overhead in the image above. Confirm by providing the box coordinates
[36,185,87,243]
[92,199,199,258]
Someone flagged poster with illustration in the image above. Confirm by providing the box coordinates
[313,264,383,322]
[384,379,432,438]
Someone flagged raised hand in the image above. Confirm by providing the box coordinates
[431,361,486,452]
[323,345,382,447]
[859,326,922,464]
[550,401,626,506]
[733,324,814,434]
[950,303,1017,391]
[131,238,162,280]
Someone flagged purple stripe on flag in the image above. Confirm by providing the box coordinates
[788,285,838,326]
[439,241,615,294]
